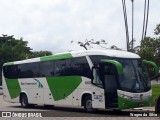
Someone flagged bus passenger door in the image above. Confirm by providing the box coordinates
[99,60,123,109]
[91,68,105,109]
[102,64,118,108]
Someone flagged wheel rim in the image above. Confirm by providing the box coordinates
[86,100,92,111]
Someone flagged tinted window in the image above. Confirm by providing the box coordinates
[71,57,92,78]
[89,55,109,64]
[39,61,54,77]
[62,59,72,76]
[3,57,92,79]
[54,59,66,76]
[18,62,39,78]
[3,65,18,79]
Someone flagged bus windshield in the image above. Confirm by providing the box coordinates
[114,58,151,92]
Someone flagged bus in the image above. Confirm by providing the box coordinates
[2,50,158,112]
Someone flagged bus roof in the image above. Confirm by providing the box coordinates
[3,50,140,66]
[71,50,140,58]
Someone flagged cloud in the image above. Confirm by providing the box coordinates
[0,0,159,53]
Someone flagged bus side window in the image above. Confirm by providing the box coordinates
[54,60,66,76]
[3,65,18,79]
[18,63,39,78]
[39,61,54,77]
[71,57,92,78]
[64,59,72,76]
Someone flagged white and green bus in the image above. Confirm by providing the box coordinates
[2,50,158,112]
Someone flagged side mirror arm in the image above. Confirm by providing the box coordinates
[143,60,159,79]
[101,59,123,75]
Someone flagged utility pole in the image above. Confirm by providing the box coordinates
[122,0,130,51]
[131,0,134,50]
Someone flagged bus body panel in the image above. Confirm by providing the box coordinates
[2,50,152,110]
[18,78,44,104]
[117,90,152,109]
[91,85,105,109]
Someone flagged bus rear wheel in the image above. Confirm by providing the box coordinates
[21,94,30,108]
[84,96,93,112]
[155,96,160,114]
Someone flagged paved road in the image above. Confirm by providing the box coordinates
[0,95,159,119]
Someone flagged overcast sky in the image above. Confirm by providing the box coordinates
[0,0,159,53]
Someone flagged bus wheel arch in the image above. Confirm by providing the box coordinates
[20,93,29,108]
[81,93,93,112]
[155,96,160,114]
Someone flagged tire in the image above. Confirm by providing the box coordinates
[20,94,29,108]
[155,96,160,114]
[84,96,93,112]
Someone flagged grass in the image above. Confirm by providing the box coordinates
[151,84,160,106]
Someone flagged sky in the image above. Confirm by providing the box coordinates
[0,0,159,53]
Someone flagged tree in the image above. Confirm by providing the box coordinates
[0,35,53,85]
[29,51,52,58]
[137,23,160,67]
[0,35,32,61]
[0,35,32,85]
[128,39,136,52]
[154,24,160,35]
[110,45,122,50]
[72,39,107,50]
[137,36,160,66]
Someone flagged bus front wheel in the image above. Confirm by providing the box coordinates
[84,96,93,112]
[155,96,160,114]
[20,94,29,108]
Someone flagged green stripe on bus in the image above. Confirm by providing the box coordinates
[40,53,72,62]
[5,78,21,99]
[46,76,82,101]
[3,62,14,66]
[118,96,152,110]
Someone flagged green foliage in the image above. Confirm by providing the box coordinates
[29,51,52,58]
[151,85,160,106]
[0,35,52,85]
[137,37,160,66]
[154,24,160,35]
[0,35,32,85]
[0,35,32,62]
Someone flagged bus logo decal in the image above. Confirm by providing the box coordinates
[33,79,43,88]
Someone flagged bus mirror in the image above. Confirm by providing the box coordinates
[101,59,123,75]
[143,60,159,80]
